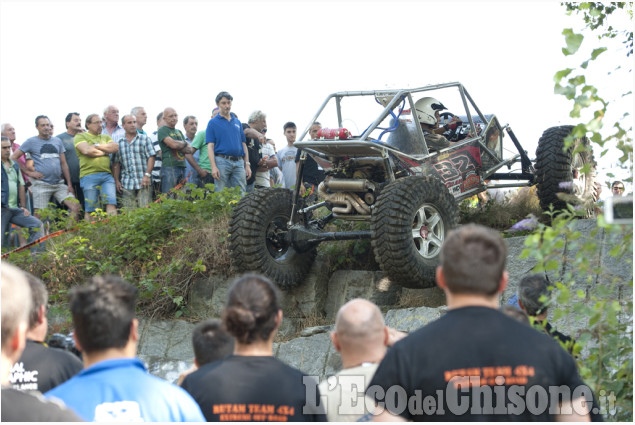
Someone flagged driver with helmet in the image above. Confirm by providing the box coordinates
[414,97,463,151]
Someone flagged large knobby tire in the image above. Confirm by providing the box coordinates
[371,176,458,289]
[228,188,316,289]
[535,125,598,217]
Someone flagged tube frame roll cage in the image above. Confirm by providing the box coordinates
[290,82,536,229]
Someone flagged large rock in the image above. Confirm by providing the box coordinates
[400,287,447,308]
[187,275,229,319]
[137,318,195,360]
[275,332,339,378]
[137,319,197,383]
[502,235,541,303]
[276,317,305,341]
[384,306,446,333]
[597,224,633,303]
[325,271,402,319]
[279,255,330,319]
[562,219,604,292]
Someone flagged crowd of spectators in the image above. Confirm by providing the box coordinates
[1,91,318,248]
[1,223,602,422]
[0,91,607,421]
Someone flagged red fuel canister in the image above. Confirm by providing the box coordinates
[318,128,351,140]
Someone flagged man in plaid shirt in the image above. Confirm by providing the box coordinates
[112,115,156,209]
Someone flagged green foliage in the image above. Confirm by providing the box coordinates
[7,185,241,319]
[562,28,585,56]
[564,2,633,55]
[522,210,633,420]
[318,220,377,271]
[532,4,634,420]
[459,188,544,233]
[555,4,633,177]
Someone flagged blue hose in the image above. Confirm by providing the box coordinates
[373,96,406,141]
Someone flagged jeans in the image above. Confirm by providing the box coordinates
[214,156,246,193]
[161,166,186,194]
[1,206,45,251]
[80,172,117,213]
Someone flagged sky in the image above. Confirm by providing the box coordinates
[1,0,632,197]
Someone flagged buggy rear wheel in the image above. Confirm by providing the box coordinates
[535,125,598,217]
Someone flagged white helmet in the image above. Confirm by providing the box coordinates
[414,97,446,125]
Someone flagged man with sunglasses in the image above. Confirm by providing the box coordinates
[611,181,625,197]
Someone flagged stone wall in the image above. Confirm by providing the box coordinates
[138,219,632,382]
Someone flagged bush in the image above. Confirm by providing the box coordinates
[459,186,544,231]
[522,209,632,421]
[6,185,241,319]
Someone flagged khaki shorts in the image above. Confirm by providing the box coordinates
[31,179,75,209]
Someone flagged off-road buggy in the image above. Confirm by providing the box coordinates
[229,82,598,289]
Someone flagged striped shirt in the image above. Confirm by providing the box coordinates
[149,131,162,182]
[102,123,126,145]
[113,133,156,190]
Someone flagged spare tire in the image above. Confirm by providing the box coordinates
[535,125,598,217]
[229,188,316,289]
[371,176,458,288]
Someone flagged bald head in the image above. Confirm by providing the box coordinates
[335,299,385,348]
[163,107,178,128]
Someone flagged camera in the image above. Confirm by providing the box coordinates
[604,195,633,224]
[47,332,82,360]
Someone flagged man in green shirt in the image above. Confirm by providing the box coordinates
[158,107,194,194]
[74,114,119,220]
[187,108,219,190]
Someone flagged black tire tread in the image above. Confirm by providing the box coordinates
[535,125,598,217]
[229,188,316,289]
[371,176,458,289]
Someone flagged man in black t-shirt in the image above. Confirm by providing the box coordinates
[369,224,592,421]
[182,355,326,422]
[8,273,82,394]
[242,122,262,191]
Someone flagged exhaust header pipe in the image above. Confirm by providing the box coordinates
[324,178,374,192]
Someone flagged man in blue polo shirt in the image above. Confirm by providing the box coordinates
[206,91,251,193]
[45,276,204,422]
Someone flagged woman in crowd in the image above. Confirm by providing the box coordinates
[180,274,326,422]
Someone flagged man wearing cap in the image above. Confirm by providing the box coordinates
[205,92,251,193]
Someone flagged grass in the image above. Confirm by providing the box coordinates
[460,186,544,231]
